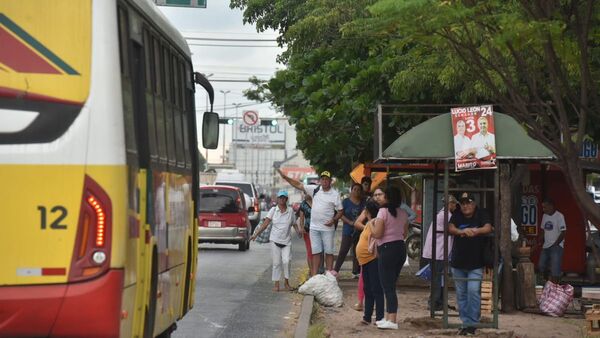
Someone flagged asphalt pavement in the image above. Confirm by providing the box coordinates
[173,235,307,338]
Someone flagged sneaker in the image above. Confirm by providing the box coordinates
[458,327,476,336]
[376,320,398,330]
[375,319,387,326]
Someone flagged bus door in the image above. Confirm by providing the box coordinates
[117,6,155,338]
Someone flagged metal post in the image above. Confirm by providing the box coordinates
[219,90,230,163]
[431,162,439,319]
[443,161,450,327]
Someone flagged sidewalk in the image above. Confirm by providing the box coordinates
[307,260,587,337]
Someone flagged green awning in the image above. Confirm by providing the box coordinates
[381,112,555,161]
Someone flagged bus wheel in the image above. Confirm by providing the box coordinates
[144,249,158,338]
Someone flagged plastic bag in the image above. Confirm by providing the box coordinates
[252,223,271,244]
[539,281,573,317]
[416,263,432,281]
[298,271,343,307]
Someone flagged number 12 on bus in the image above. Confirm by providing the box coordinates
[0,1,219,337]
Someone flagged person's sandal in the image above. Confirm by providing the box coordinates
[352,303,363,311]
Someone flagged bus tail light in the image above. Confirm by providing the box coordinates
[69,175,112,282]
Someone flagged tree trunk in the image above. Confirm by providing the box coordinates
[500,163,515,312]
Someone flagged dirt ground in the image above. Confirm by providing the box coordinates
[312,262,587,338]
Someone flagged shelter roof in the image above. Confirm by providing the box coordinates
[379,112,555,162]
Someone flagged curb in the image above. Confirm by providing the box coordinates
[294,295,314,338]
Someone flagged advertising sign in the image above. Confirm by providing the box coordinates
[451,105,497,171]
[233,119,285,145]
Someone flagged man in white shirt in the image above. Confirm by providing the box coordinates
[538,198,567,283]
[470,116,496,159]
[251,190,299,291]
[278,169,343,276]
[453,120,472,159]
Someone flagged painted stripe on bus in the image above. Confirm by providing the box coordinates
[0,13,79,75]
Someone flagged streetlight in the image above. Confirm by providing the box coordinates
[219,89,230,163]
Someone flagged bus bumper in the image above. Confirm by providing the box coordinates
[0,269,124,338]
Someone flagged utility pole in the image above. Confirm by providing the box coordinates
[219,89,230,163]
[232,103,243,166]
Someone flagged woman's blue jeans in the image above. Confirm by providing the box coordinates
[451,267,483,327]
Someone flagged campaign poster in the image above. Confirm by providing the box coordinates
[450,105,497,171]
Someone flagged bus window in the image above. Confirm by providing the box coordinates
[142,30,158,161]
[154,39,167,164]
[163,48,176,167]
[117,7,137,160]
[173,59,185,168]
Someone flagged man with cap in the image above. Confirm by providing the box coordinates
[277,168,343,276]
[422,194,458,312]
[448,192,493,336]
[251,189,300,291]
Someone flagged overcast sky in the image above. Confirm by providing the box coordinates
[159,1,285,161]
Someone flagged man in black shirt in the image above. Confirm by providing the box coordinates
[448,192,493,336]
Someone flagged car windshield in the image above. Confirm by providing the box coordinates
[200,189,241,213]
[216,182,253,196]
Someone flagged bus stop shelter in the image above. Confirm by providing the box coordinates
[372,112,554,329]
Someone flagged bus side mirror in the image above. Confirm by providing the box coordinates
[202,112,219,149]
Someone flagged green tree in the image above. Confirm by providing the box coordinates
[232,0,469,175]
[362,0,600,224]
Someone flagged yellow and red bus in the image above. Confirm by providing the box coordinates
[0,1,218,337]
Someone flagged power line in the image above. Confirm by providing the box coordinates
[209,79,269,83]
[185,37,278,42]
[188,43,280,48]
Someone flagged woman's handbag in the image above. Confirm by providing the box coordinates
[252,222,271,244]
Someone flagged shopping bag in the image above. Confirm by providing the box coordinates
[539,281,574,317]
[252,223,271,244]
[416,263,432,281]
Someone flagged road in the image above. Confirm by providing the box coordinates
[173,236,306,338]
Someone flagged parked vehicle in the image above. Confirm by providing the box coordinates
[198,186,251,251]
[406,222,422,260]
[214,180,261,230]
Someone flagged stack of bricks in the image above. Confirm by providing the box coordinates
[480,268,493,315]
[586,304,600,336]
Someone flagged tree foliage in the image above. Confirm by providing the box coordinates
[231,0,472,175]
[361,0,600,223]
[232,0,600,226]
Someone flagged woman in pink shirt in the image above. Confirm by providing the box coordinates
[370,186,409,330]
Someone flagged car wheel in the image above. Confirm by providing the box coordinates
[239,240,248,251]
[246,239,250,250]
[406,234,421,260]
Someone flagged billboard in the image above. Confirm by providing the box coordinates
[233,120,285,145]
[451,105,497,171]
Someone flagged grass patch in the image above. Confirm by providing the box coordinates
[307,303,328,338]
[307,323,327,338]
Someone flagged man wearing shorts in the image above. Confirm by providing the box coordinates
[277,169,343,276]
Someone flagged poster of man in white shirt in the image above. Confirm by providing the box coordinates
[451,105,497,171]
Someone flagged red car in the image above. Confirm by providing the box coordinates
[198,185,252,251]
